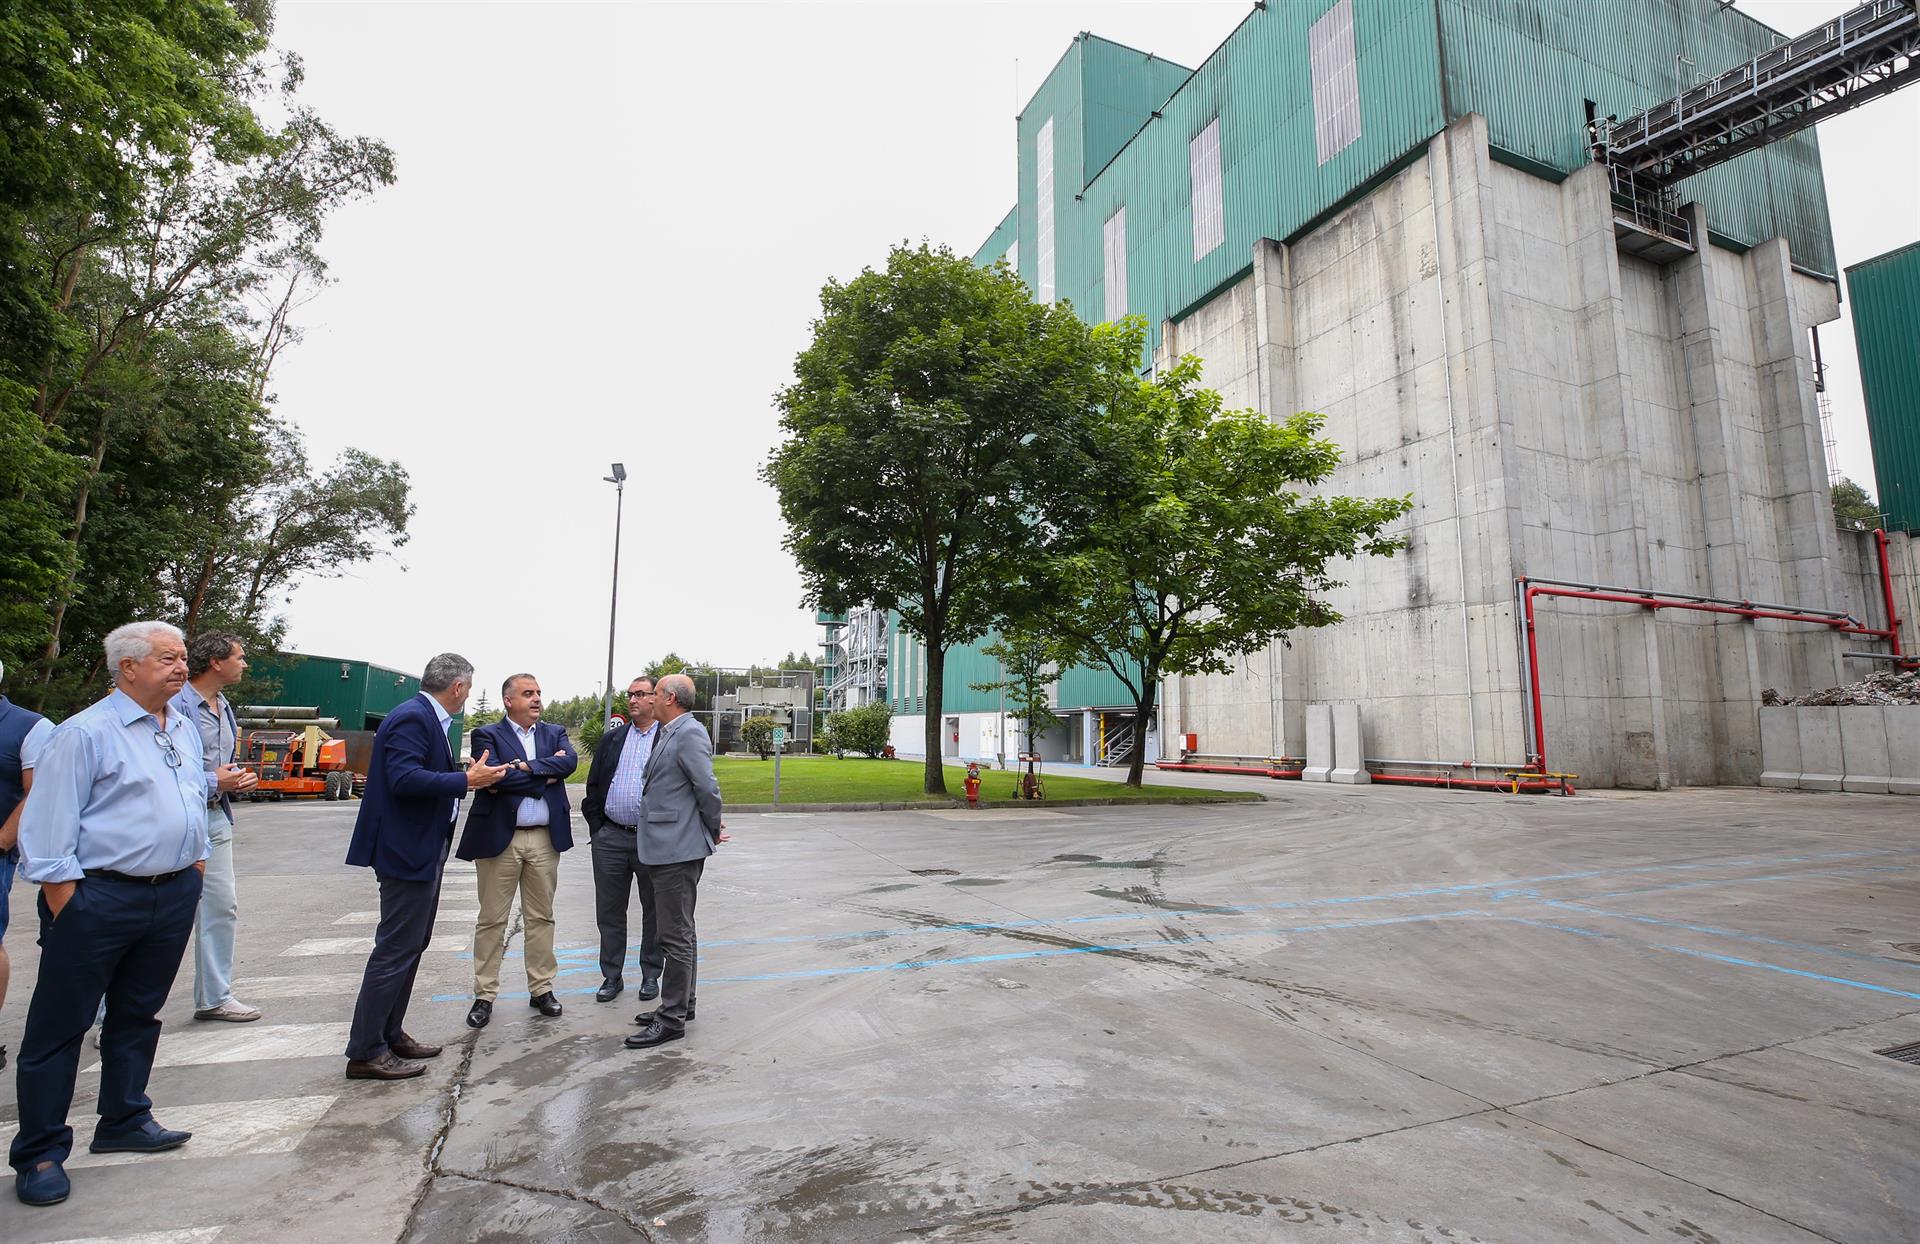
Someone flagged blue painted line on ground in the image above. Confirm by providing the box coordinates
[427,909,1486,1000]
[468,847,1916,963]
[1541,899,1920,972]
[1565,864,1910,902]
[1507,917,1920,1002]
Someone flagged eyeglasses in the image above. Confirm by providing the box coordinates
[153,729,182,769]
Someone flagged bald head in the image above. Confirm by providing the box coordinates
[655,673,696,720]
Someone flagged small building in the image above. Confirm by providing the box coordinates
[246,652,464,768]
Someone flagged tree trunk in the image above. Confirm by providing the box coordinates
[37,430,110,693]
[1126,668,1159,788]
[922,636,948,795]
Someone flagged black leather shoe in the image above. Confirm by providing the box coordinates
[624,1020,684,1049]
[595,978,623,1003]
[530,991,563,1017]
[466,999,492,1029]
[90,1118,192,1154]
[635,1007,694,1025]
[637,975,661,1001]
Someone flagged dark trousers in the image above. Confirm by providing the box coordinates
[648,858,703,1030]
[590,825,663,983]
[10,868,202,1172]
[345,840,447,1062]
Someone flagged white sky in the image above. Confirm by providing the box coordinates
[268,0,1919,702]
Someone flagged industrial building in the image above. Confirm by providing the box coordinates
[1849,241,1920,534]
[871,0,1919,787]
[247,652,464,765]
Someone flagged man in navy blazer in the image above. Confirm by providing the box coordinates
[456,673,577,1029]
[343,653,506,1081]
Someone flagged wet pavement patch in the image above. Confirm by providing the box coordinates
[946,878,1008,886]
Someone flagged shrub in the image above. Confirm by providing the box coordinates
[741,715,779,760]
[833,701,892,759]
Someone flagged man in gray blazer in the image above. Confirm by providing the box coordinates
[625,673,726,1049]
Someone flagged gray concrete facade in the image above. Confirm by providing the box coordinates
[1159,114,1913,788]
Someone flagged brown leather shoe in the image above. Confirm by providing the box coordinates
[389,1034,442,1060]
[346,1051,426,1081]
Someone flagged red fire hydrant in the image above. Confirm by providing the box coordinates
[963,762,981,808]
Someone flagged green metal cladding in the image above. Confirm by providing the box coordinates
[977,0,1837,334]
[1437,0,1835,275]
[249,652,462,749]
[1847,242,1920,533]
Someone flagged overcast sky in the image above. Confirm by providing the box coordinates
[268,0,1918,703]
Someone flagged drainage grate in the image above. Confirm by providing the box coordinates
[1875,1042,1920,1065]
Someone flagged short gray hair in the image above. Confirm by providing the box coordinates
[105,621,186,679]
[501,672,537,697]
[421,652,475,693]
[656,673,696,709]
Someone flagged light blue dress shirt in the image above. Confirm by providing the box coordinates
[171,681,238,825]
[602,721,657,826]
[19,688,211,883]
[508,719,549,828]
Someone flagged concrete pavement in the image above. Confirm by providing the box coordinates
[0,781,1916,1241]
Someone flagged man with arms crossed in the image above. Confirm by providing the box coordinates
[457,672,577,1028]
[172,631,262,1023]
[10,623,211,1207]
[580,675,664,1004]
[0,658,55,1075]
[626,673,726,1049]
[343,652,506,1080]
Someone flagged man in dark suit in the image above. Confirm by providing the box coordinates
[343,653,506,1080]
[456,673,577,1029]
[579,674,663,1003]
[626,673,726,1050]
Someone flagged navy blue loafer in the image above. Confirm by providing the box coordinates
[16,1159,70,1206]
[90,1118,192,1155]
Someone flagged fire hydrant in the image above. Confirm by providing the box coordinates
[964,762,982,808]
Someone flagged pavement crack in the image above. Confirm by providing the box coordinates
[438,1167,666,1241]
[396,1030,482,1242]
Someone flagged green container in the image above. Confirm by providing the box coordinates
[247,652,463,756]
[1848,241,1920,533]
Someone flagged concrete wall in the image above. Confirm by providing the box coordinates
[1759,705,1920,795]
[1160,113,1875,788]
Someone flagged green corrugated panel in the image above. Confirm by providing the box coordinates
[1081,35,1194,184]
[1436,0,1836,275]
[977,206,1017,267]
[1848,241,1920,532]
[250,652,425,730]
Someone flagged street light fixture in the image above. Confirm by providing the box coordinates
[603,463,626,725]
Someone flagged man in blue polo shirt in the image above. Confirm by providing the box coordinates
[0,658,56,1076]
[10,622,211,1208]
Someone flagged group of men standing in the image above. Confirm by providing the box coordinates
[342,657,727,1082]
[0,632,726,1210]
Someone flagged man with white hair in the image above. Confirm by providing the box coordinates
[9,622,212,1208]
[0,657,56,1075]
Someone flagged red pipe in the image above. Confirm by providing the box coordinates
[1523,545,1909,770]
[1874,528,1914,668]
[1368,771,1569,795]
[1156,760,1303,779]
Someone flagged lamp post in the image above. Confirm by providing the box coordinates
[602,463,627,725]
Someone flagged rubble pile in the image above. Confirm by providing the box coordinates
[1762,667,1920,707]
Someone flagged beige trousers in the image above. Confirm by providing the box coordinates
[472,826,559,1000]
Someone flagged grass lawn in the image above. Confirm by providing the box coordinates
[703,755,1250,804]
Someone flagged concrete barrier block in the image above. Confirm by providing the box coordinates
[1795,706,1843,791]
[1838,706,1891,794]
[1303,703,1333,782]
[1330,703,1371,784]
[1757,707,1801,789]
[1887,706,1920,796]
